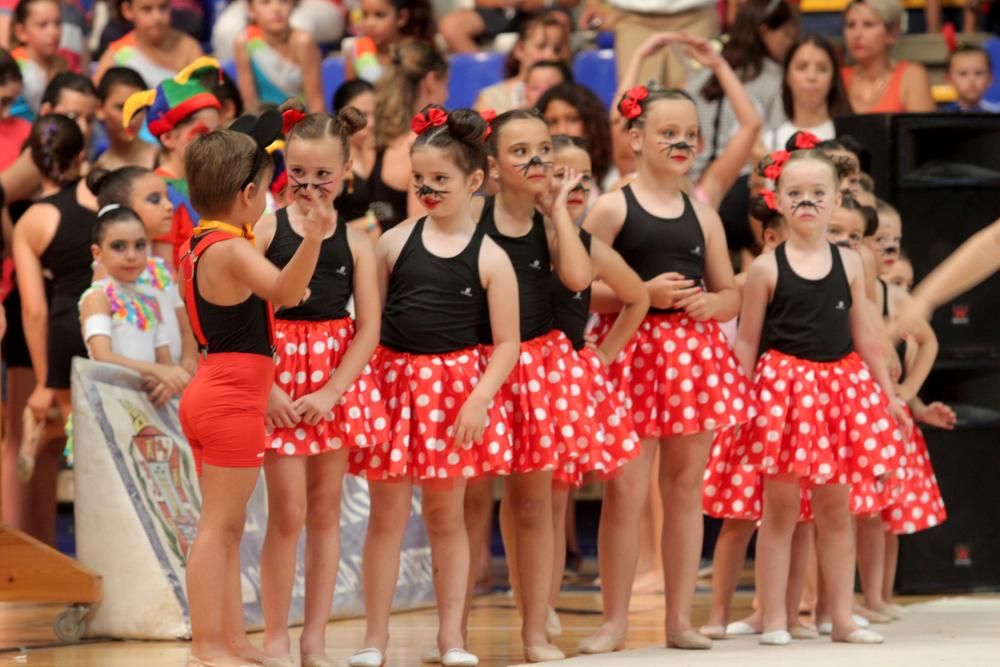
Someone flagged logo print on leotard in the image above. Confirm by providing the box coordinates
[691,246,702,257]
[835,301,846,310]
[529,259,542,270]
[336,266,347,275]
[460,287,473,297]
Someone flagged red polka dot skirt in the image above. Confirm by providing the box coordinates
[703,426,812,522]
[553,346,641,486]
[738,350,906,491]
[268,318,389,456]
[882,404,946,535]
[591,312,751,439]
[349,345,512,482]
[490,329,592,474]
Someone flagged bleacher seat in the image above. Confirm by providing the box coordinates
[984,37,1000,106]
[446,51,506,109]
[221,58,237,83]
[322,56,346,112]
[573,49,617,109]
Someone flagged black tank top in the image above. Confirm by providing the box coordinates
[480,196,554,342]
[551,230,592,350]
[334,170,372,223]
[369,149,408,232]
[614,185,705,315]
[190,234,273,356]
[39,181,96,324]
[381,217,488,354]
[265,208,353,321]
[763,243,853,362]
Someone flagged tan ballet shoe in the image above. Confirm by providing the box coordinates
[420,646,441,663]
[667,630,713,650]
[698,625,727,640]
[523,645,565,662]
[577,631,625,654]
[854,606,892,624]
[546,606,562,640]
[789,624,820,640]
[261,657,294,667]
[302,656,340,667]
[188,657,258,667]
[883,604,905,620]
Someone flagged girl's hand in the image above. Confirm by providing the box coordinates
[293,387,343,426]
[678,32,724,70]
[453,395,487,447]
[888,400,914,440]
[674,288,720,321]
[27,386,54,422]
[266,385,300,431]
[153,364,192,395]
[536,168,582,221]
[636,32,682,60]
[146,381,173,408]
[646,272,696,310]
[915,401,957,430]
[300,202,336,242]
[895,381,916,403]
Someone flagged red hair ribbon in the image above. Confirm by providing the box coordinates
[763,150,791,181]
[282,109,306,135]
[760,188,778,212]
[793,131,820,150]
[411,108,448,135]
[619,85,649,121]
[479,108,496,140]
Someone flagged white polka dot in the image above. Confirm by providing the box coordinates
[416,394,430,407]
[295,371,307,384]
[283,443,296,455]
[429,409,446,423]
[285,343,298,355]
[279,371,292,384]
[295,428,306,440]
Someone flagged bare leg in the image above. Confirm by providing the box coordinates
[787,523,815,630]
[811,484,863,640]
[499,490,521,615]
[856,514,888,613]
[659,431,713,639]
[800,528,818,616]
[260,455,307,658]
[187,464,261,666]
[565,488,579,567]
[225,537,267,662]
[757,476,801,634]
[883,532,899,605]
[704,519,756,629]
[300,450,350,657]
[461,478,493,639]
[580,440,656,648]
[549,487,569,608]
[358,480,413,653]
[1,367,34,529]
[423,481,472,654]
[633,447,664,593]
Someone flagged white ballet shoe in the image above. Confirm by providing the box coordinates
[887,603,907,618]
[759,630,792,646]
[421,646,441,663]
[725,621,761,635]
[835,629,884,644]
[348,648,385,667]
[883,605,905,620]
[789,624,820,640]
[818,622,832,636]
[854,614,871,628]
[441,648,479,666]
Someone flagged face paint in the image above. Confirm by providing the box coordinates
[516,154,552,177]
[791,198,823,214]
[415,183,449,198]
[658,140,696,158]
[290,176,336,197]
[185,122,211,142]
[834,239,852,249]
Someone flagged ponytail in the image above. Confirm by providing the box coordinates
[29,114,84,187]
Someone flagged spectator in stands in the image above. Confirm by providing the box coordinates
[523,59,572,109]
[332,79,379,232]
[686,0,798,180]
[0,48,31,170]
[580,0,719,89]
[233,0,325,112]
[764,33,850,150]
[345,0,435,83]
[537,82,612,187]
[473,12,570,113]
[8,0,82,121]
[211,0,345,62]
[94,66,157,170]
[93,0,205,88]
[439,0,577,54]
[842,0,935,113]
[99,0,206,47]
[943,43,997,112]
[370,41,448,232]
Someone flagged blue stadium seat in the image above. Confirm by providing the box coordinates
[220,59,238,84]
[446,52,506,110]
[322,56,346,112]
[573,49,617,109]
[984,37,1000,107]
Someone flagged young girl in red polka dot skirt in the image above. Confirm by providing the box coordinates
[347,107,520,667]
[734,148,911,646]
[580,86,749,653]
[253,103,387,667]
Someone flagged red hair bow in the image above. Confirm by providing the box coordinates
[760,188,778,211]
[793,131,820,150]
[479,108,496,140]
[411,108,448,135]
[620,85,649,121]
[281,109,306,135]
[763,150,791,181]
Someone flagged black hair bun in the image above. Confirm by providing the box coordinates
[337,106,367,135]
[447,109,488,145]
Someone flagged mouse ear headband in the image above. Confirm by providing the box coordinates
[231,109,283,191]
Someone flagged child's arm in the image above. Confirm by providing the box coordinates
[455,236,519,446]
[908,396,957,430]
[292,228,381,425]
[609,32,681,125]
[174,306,199,375]
[233,35,260,113]
[590,237,649,363]
[0,151,43,204]
[13,206,54,419]
[733,255,771,379]
[293,31,325,113]
[674,200,741,322]
[541,172,592,292]
[890,285,937,403]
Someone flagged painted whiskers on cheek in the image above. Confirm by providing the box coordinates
[515,155,553,177]
[657,140,697,158]
[290,176,336,197]
[415,183,450,199]
[791,198,824,213]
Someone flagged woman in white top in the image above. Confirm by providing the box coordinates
[764,33,851,151]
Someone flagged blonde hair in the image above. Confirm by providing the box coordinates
[848,0,904,31]
[374,42,447,148]
[186,130,272,217]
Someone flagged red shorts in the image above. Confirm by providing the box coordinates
[180,352,275,474]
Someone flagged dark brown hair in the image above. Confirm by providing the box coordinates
[618,86,697,131]
[29,114,84,186]
[86,165,153,208]
[279,99,367,160]
[487,108,548,155]
[781,33,851,119]
[504,12,569,79]
[186,130,273,217]
[537,82,611,185]
[411,105,488,175]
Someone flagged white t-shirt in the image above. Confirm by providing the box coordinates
[611,0,715,14]
[765,119,836,152]
[135,258,184,362]
[81,278,169,364]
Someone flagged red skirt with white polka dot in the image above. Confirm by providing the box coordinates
[737,350,906,492]
[489,329,592,474]
[268,318,389,456]
[881,404,946,535]
[553,345,641,486]
[349,345,513,481]
[590,312,751,440]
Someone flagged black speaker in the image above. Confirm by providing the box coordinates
[834,113,1000,362]
[895,406,1000,594]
